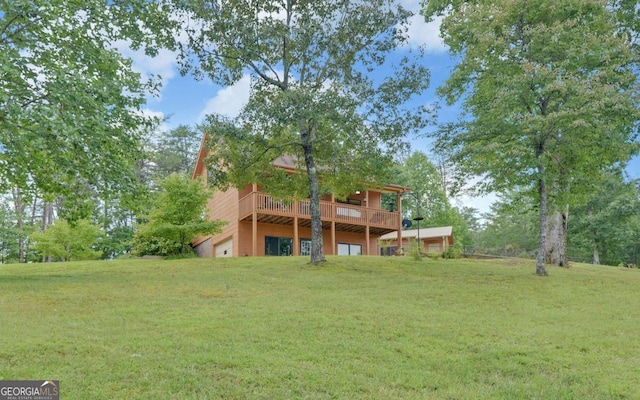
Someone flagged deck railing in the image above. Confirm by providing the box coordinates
[238,192,399,229]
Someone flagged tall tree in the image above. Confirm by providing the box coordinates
[424,0,640,275]
[568,170,640,266]
[170,0,431,264]
[0,1,172,202]
[398,152,449,222]
[476,192,539,257]
[0,200,19,264]
[135,174,223,255]
[152,125,202,178]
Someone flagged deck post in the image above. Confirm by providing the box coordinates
[252,184,258,256]
[397,193,403,256]
[365,225,370,255]
[293,212,299,256]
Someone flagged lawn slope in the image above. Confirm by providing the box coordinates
[1,257,639,399]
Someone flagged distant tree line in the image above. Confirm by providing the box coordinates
[1,0,638,272]
[0,125,206,262]
[469,168,640,267]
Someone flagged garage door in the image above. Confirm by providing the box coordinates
[215,238,233,258]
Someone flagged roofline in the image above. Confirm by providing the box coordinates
[194,133,411,193]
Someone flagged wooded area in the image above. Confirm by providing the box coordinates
[1,0,638,269]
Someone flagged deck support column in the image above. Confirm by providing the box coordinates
[252,184,258,256]
[365,225,370,255]
[397,193,403,256]
[293,214,299,256]
[331,221,336,255]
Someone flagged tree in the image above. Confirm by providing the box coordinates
[424,0,640,275]
[31,219,103,261]
[399,152,449,221]
[135,174,223,256]
[152,125,202,179]
[0,1,172,201]
[169,0,431,264]
[568,170,640,266]
[476,192,539,257]
[0,201,19,264]
[394,151,473,251]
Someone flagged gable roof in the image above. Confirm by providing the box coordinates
[192,135,411,194]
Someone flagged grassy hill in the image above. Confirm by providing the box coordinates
[1,256,639,399]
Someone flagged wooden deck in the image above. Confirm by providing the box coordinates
[238,192,400,235]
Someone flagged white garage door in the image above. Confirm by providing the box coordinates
[215,238,233,258]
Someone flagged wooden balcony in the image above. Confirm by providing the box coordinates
[238,192,399,235]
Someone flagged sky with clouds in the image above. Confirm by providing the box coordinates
[137,1,452,126]
[123,1,639,215]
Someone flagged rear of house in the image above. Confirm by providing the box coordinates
[192,182,409,257]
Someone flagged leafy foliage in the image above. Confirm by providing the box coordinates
[170,0,431,263]
[100,225,135,260]
[30,219,103,261]
[568,170,640,265]
[424,0,640,274]
[0,203,19,263]
[152,125,202,179]
[475,192,539,257]
[0,0,172,200]
[393,152,474,250]
[134,174,223,256]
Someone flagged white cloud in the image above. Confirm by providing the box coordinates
[140,108,169,133]
[397,0,448,53]
[113,40,178,98]
[455,192,497,216]
[197,75,252,121]
[405,14,447,53]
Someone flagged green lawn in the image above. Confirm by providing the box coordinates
[1,256,639,399]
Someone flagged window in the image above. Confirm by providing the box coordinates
[265,236,293,256]
[300,239,311,256]
[338,243,362,256]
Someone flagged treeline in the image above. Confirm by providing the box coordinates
[2,139,639,267]
[471,169,640,267]
[0,125,203,263]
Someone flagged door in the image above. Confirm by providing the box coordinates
[215,238,233,258]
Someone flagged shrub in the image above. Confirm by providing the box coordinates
[31,219,103,261]
[405,239,423,261]
[443,245,463,259]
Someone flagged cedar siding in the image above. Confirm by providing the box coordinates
[191,138,410,257]
[193,183,408,257]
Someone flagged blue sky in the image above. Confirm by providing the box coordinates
[119,1,640,214]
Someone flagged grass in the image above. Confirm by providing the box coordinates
[1,256,640,399]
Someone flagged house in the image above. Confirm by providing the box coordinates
[191,141,411,257]
[379,226,454,256]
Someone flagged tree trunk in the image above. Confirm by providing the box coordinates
[42,202,54,262]
[587,205,600,265]
[24,194,39,261]
[536,176,548,276]
[11,187,25,263]
[545,209,568,267]
[302,135,326,264]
